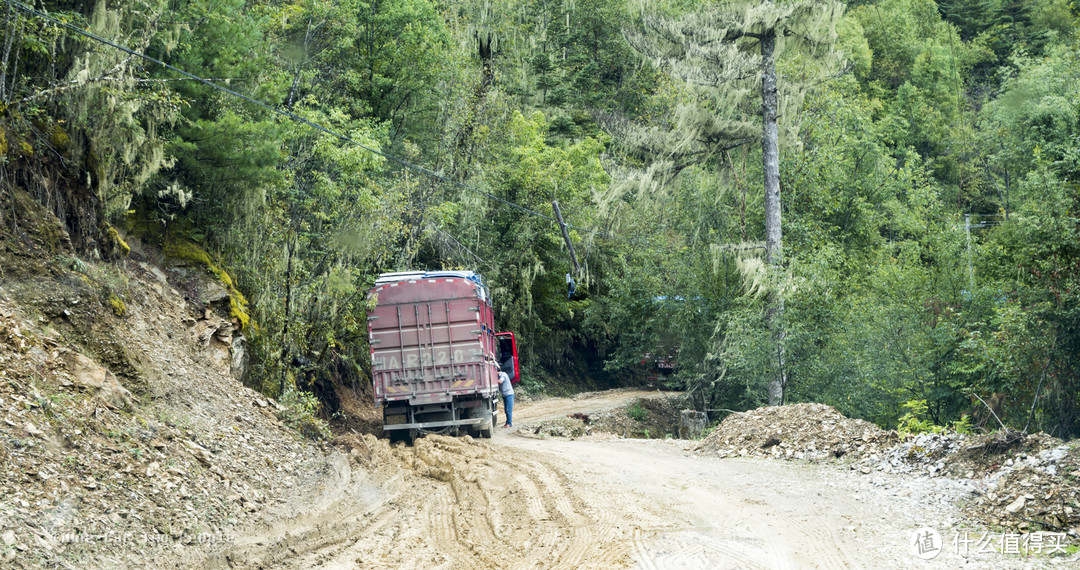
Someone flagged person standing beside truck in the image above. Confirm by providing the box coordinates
[498,368,514,427]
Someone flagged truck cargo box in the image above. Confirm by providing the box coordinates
[368,271,517,441]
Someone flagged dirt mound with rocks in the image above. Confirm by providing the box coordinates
[696,402,1080,537]
[854,429,1080,535]
[964,442,1079,534]
[695,403,899,461]
[524,396,683,440]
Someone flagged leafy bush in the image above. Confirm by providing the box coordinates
[279,388,332,441]
[627,402,649,422]
[897,400,945,434]
[898,400,974,435]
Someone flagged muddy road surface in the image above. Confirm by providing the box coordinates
[192,393,1042,569]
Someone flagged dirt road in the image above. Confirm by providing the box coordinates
[192,393,1049,569]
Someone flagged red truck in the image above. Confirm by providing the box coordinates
[368,271,519,442]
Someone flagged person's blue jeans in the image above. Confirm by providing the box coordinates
[503,394,514,426]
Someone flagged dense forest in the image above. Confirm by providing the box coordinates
[1,0,1078,437]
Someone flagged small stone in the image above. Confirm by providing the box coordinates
[2,530,15,546]
[1005,496,1026,514]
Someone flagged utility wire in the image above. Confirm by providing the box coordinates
[5,0,563,224]
[3,0,776,259]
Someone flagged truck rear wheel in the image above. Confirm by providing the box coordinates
[388,429,418,445]
[474,401,494,439]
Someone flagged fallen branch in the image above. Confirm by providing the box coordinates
[971,392,1008,431]
[1021,518,1078,538]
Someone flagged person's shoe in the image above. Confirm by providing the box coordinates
[502,424,512,428]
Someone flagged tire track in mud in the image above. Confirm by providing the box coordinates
[408,435,635,569]
[203,433,636,569]
[521,455,629,569]
[507,437,863,570]
[201,431,868,570]
[186,392,1025,570]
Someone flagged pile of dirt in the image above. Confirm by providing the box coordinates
[862,430,1080,535]
[695,402,1080,537]
[856,431,969,476]
[962,442,1080,534]
[695,403,899,461]
[854,429,1067,478]
[0,241,333,568]
[529,416,592,439]
[525,396,683,440]
[589,397,682,439]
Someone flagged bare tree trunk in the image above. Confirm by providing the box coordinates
[280,237,295,395]
[761,27,787,406]
[761,29,781,267]
[286,17,313,109]
[1,4,19,104]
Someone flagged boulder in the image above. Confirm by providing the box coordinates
[60,350,133,409]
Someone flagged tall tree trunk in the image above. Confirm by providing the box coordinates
[761,27,787,406]
[280,237,295,395]
[761,29,781,266]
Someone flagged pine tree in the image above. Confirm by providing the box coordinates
[531,52,557,103]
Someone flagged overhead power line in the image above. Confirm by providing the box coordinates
[4,0,564,224]
[4,0,771,262]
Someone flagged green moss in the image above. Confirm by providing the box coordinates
[163,238,253,331]
[109,295,126,316]
[106,225,130,256]
[229,295,250,329]
[49,123,70,152]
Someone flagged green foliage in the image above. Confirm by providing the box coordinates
[897,400,975,434]
[278,387,332,441]
[627,402,648,422]
[897,399,946,434]
[953,413,974,435]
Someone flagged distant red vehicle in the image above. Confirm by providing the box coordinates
[368,271,519,442]
[641,350,676,383]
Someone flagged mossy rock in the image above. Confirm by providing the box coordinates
[109,295,126,316]
[162,238,253,330]
[101,224,131,260]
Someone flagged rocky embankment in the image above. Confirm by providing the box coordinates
[696,403,1080,538]
[0,200,337,568]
